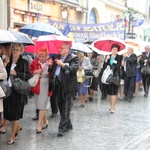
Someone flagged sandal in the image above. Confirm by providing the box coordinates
[7,140,15,145]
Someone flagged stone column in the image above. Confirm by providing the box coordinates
[0,0,7,29]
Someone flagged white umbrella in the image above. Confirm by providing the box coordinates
[71,42,93,53]
[10,31,35,45]
[0,29,17,44]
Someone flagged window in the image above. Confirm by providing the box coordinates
[65,0,79,4]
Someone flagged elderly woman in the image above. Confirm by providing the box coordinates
[77,52,93,107]
[103,44,123,113]
[1,43,31,145]
[30,46,53,133]
[0,57,7,128]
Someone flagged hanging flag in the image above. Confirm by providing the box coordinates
[63,24,74,42]
[37,13,42,22]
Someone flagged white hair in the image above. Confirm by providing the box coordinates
[145,45,150,49]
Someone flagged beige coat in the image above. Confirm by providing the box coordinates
[0,57,7,112]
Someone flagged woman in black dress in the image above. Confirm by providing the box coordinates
[103,44,123,113]
[1,43,31,144]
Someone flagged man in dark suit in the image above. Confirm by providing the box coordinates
[123,46,137,102]
[49,42,79,137]
[141,45,150,97]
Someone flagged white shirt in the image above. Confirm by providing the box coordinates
[8,63,17,87]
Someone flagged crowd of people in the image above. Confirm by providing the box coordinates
[0,41,150,145]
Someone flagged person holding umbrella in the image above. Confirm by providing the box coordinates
[103,44,123,113]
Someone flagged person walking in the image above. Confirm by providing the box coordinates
[77,52,93,106]
[141,45,150,97]
[1,43,31,145]
[103,44,123,113]
[0,57,7,128]
[49,42,79,137]
[30,46,53,133]
[123,46,137,102]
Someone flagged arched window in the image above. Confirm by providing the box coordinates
[88,8,97,24]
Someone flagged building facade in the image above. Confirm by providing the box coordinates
[0,0,88,30]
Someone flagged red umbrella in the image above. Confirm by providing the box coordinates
[25,34,72,54]
[91,37,126,54]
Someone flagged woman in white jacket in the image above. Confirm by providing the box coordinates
[0,57,7,127]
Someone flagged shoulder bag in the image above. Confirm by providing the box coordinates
[10,75,30,95]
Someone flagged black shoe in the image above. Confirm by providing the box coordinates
[67,126,73,131]
[57,131,64,137]
[50,114,57,118]
[89,97,93,102]
[32,115,38,120]
[101,96,106,100]
[144,94,148,97]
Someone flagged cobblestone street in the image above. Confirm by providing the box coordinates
[0,89,150,150]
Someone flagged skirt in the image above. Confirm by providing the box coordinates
[78,79,89,95]
[3,88,25,121]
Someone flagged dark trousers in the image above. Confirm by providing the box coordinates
[142,74,150,95]
[50,94,58,114]
[124,75,136,99]
[56,84,73,132]
[99,72,107,98]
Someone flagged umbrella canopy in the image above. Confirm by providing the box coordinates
[25,34,72,54]
[10,31,35,45]
[91,37,126,54]
[0,29,18,44]
[85,43,109,55]
[125,39,140,48]
[19,22,62,37]
[71,42,93,53]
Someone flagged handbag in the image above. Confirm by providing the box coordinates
[10,75,30,95]
[106,75,120,86]
[84,70,94,77]
[0,80,11,98]
[28,74,40,87]
[141,65,150,75]
[101,66,113,84]
[93,69,99,78]
[77,69,85,83]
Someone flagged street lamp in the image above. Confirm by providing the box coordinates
[61,5,69,22]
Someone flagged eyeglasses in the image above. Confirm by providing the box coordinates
[12,48,22,52]
[59,47,67,50]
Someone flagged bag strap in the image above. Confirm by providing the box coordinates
[82,77,93,87]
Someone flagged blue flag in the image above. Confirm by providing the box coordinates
[63,24,74,42]
[63,24,71,36]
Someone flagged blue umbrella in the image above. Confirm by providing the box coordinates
[19,22,62,37]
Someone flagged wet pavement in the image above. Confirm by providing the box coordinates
[0,89,150,150]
